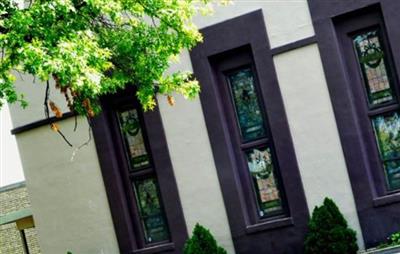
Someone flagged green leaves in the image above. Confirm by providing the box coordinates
[0,0,228,116]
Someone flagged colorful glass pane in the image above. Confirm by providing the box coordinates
[372,112,400,160]
[353,29,396,106]
[118,109,150,170]
[134,178,169,244]
[227,68,266,142]
[247,147,283,217]
[383,160,400,191]
[372,112,400,190]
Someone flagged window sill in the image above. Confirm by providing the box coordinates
[245,217,294,235]
[131,242,175,254]
[373,192,400,207]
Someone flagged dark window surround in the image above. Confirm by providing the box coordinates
[91,87,187,254]
[335,11,400,195]
[117,107,170,246]
[307,0,400,248]
[210,48,289,221]
[190,10,309,254]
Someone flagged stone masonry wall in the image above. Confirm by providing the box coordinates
[0,182,41,254]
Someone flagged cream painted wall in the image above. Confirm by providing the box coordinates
[273,44,364,248]
[194,0,314,48]
[14,117,119,254]
[158,93,235,253]
[8,76,70,128]
[158,45,238,251]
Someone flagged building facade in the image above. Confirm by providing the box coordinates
[8,0,400,253]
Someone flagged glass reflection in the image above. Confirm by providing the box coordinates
[118,109,150,170]
[353,29,396,106]
[227,68,267,142]
[372,112,400,190]
[134,178,169,243]
[247,147,283,217]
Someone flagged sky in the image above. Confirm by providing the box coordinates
[0,104,25,187]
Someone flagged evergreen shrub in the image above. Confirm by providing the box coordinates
[184,223,227,254]
[304,197,358,254]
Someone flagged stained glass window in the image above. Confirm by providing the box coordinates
[134,178,170,244]
[372,112,400,190]
[227,68,267,142]
[353,29,396,106]
[115,105,173,247]
[225,65,286,219]
[247,147,283,217]
[118,109,151,170]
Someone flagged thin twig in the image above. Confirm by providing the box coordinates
[73,114,78,132]
[70,116,93,161]
[78,121,92,149]
[57,130,74,147]
[136,0,178,32]
[44,79,73,147]
[44,80,50,119]
[16,71,24,81]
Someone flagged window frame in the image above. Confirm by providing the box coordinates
[224,65,268,144]
[92,87,188,254]
[190,10,309,253]
[212,52,288,222]
[351,26,398,110]
[115,105,171,246]
[336,11,400,195]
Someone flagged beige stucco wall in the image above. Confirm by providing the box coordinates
[273,44,364,248]
[8,77,70,128]
[158,94,236,253]
[14,117,119,254]
[194,0,314,48]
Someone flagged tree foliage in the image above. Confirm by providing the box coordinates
[304,197,358,254]
[0,0,230,116]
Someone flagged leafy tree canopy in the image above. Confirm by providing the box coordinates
[0,0,230,117]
